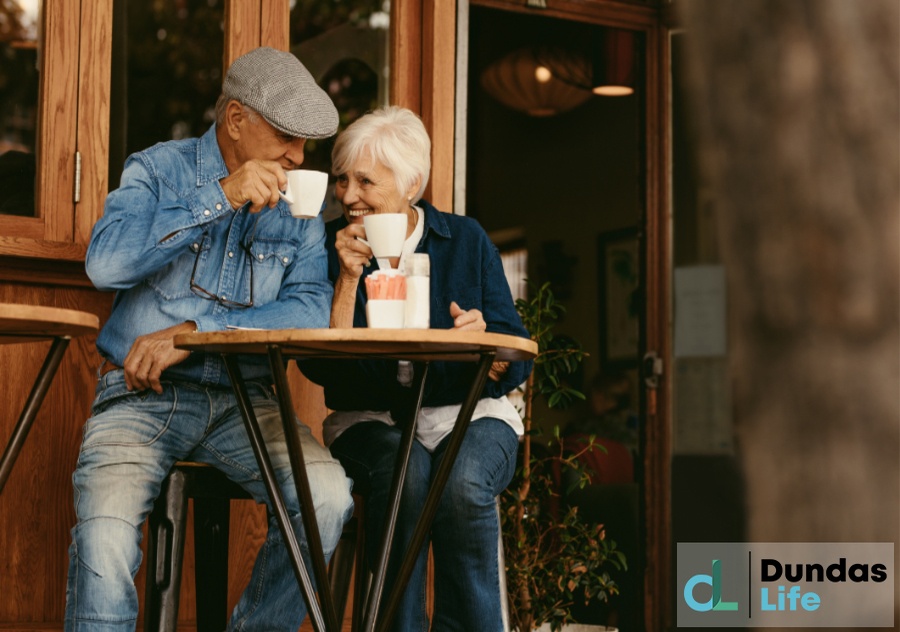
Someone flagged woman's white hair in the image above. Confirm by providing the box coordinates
[332,106,431,203]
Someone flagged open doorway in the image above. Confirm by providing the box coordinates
[464,5,646,629]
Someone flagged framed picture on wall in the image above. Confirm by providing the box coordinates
[597,227,640,369]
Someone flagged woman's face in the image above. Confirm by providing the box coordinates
[334,157,408,225]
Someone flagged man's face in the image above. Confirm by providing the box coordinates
[235,110,307,170]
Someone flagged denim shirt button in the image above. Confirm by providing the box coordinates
[203,209,211,216]
[282,257,289,264]
[215,203,223,210]
[258,254,264,261]
[228,251,234,258]
[191,243,199,251]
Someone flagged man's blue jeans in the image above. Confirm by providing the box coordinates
[64,370,353,631]
[330,417,518,632]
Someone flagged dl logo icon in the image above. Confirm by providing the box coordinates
[684,560,739,612]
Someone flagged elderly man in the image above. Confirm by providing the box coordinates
[65,47,352,631]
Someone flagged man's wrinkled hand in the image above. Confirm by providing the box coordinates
[123,321,196,394]
[219,159,286,213]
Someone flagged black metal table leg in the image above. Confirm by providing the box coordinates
[266,345,340,632]
[361,362,430,631]
[373,352,496,632]
[221,354,329,632]
[0,336,70,494]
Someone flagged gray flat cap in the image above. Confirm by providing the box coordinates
[223,47,338,139]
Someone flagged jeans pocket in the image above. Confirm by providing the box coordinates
[84,385,177,448]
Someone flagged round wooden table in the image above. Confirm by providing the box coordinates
[175,327,536,632]
[0,303,99,493]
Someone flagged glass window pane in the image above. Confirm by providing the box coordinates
[289,0,390,220]
[0,0,40,217]
[109,0,224,188]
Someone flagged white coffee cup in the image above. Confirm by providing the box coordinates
[366,299,406,328]
[360,213,407,258]
[279,169,329,218]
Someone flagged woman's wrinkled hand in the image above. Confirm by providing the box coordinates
[449,301,486,331]
[448,302,508,381]
[488,361,510,382]
[335,223,374,280]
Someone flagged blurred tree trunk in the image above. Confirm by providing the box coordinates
[677,0,899,626]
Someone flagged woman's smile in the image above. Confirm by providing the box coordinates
[335,159,409,224]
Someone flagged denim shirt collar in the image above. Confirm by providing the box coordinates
[196,124,230,186]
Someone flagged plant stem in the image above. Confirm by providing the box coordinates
[515,370,535,630]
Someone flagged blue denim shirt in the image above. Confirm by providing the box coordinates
[300,201,533,409]
[86,124,333,387]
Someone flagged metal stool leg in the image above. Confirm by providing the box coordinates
[193,495,231,632]
[351,497,370,632]
[328,513,358,623]
[326,491,373,631]
[144,468,189,632]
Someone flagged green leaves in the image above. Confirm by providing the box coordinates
[502,281,627,631]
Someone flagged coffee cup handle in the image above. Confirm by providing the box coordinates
[279,183,294,204]
[356,237,371,248]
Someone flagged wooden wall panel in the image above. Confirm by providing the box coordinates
[0,284,112,625]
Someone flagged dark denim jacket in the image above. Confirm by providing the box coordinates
[300,201,534,410]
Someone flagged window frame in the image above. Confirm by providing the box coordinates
[0,0,112,262]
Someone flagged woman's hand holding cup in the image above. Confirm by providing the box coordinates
[335,223,374,280]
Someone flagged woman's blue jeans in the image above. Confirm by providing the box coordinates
[64,370,353,631]
[330,417,519,632]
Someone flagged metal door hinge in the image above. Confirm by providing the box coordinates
[643,351,663,389]
[643,351,663,415]
[74,151,82,203]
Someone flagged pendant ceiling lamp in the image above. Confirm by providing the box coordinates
[479,47,593,117]
[535,27,636,96]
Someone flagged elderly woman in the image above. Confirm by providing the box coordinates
[300,106,532,631]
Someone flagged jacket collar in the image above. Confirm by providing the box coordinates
[196,124,230,186]
[418,199,451,240]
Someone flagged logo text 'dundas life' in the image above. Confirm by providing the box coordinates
[685,556,888,613]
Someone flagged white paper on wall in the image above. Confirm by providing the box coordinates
[674,265,727,358]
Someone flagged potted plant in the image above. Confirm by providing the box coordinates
[502,282,627,632]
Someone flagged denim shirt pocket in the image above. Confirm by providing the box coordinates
[145,239,206,300]
[247,237,296,305]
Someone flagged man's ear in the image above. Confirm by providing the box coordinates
[224,100,244,140]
